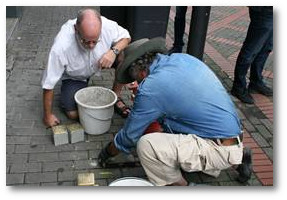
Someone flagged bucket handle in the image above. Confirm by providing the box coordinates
[84,110,113,121]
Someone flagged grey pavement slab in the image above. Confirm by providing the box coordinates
[52,125,69,146]
[6,18,18,42]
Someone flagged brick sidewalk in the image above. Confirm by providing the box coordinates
[6,6,273,186]
[167,6,273,185]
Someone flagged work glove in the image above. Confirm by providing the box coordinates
[98,142,113,168]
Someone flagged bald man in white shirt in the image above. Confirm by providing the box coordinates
[41,8,131,127]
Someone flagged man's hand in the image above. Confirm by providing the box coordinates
[127,81,139,101]
[98,50,117,69]
[43,113,60,128]
[98,141,119,167]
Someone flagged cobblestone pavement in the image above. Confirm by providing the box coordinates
[6,6,273,186]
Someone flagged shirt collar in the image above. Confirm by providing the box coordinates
[149,53,165,73]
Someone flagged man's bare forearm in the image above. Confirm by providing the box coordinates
[43,89,54,117]
[113,38,131,52]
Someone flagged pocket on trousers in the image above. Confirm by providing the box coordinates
[178,141,205,172]
[228,148,243,165]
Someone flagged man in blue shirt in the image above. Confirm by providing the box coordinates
[98,37,252,186]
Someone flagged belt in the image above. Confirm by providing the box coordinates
[210,133,243,146]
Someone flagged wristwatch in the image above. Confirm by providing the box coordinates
[111,46,120,55]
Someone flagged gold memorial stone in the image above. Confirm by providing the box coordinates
[77,173,95,186]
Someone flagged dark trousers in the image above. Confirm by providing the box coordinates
[60,79,88,112]
[233,7,273,91]
[173,6,188,48]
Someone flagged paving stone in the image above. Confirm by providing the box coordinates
[10,162,42,173]
[30,136,53,145]
[262,147,273,161]
[7,153,28,164]
[15,144,45,153]
[260,119,273,133]
[94,179,108,186]
[250,132,270,148]
[67,123,85,144]
[52,125,69,146]
[224,78,233,89]
[58,151,88,161]
[6,173,25,185]
[88,150,101,159]
[6,54,15,72]
[29,152,59,162]
[6,136,31,145]
[58,170,87,182]
[94,168,122,180]
[246,175,263,186]
[255,124,273,139]
[219,181,245,186]
[20,183,41,186]
[7,119,35,129]
[121,167,146,177]
[74,159,100,170]
[236,108,246,120]
[43,144,76,153]
[87,133,114,142]
[241,119,256,132]
[25,172,57,183]
[58,171,77,182]
[42,161,74,172]
[7,127,45,136]
[73,141,102,151]
[248,115,262,125]
[77,172,95,186]
[6,145,15,154]
[41,181,75,186]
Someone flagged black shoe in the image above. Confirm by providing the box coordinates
[231,87,254,104]
[248,83,273,96]
[236,147,253,183]
[168,46,183,55]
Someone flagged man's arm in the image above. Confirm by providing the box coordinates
[43,89,60,127]
[99,38,131,69]
[114,93,162,153]
[98,92,161,167]
[112,37,131,53]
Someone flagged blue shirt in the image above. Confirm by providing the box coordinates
[114,53,241,153]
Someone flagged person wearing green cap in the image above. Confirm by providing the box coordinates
[98,37,252,186]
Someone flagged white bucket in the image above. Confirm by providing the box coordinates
[109,177,154,186]
[74,86,117,135]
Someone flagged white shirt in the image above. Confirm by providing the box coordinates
[41,16,130,89]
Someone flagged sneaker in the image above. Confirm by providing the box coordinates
[231,87,254,104]
[248,83,273,96]
[236,147,253,183]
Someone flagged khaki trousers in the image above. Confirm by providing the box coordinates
[137,133,243,186]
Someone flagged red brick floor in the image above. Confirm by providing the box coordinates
[167,6,273,186]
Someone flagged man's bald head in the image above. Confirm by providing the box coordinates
[76,8,101,26]
[75,9,102,49]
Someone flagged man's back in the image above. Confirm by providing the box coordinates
[139,53,241,138]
